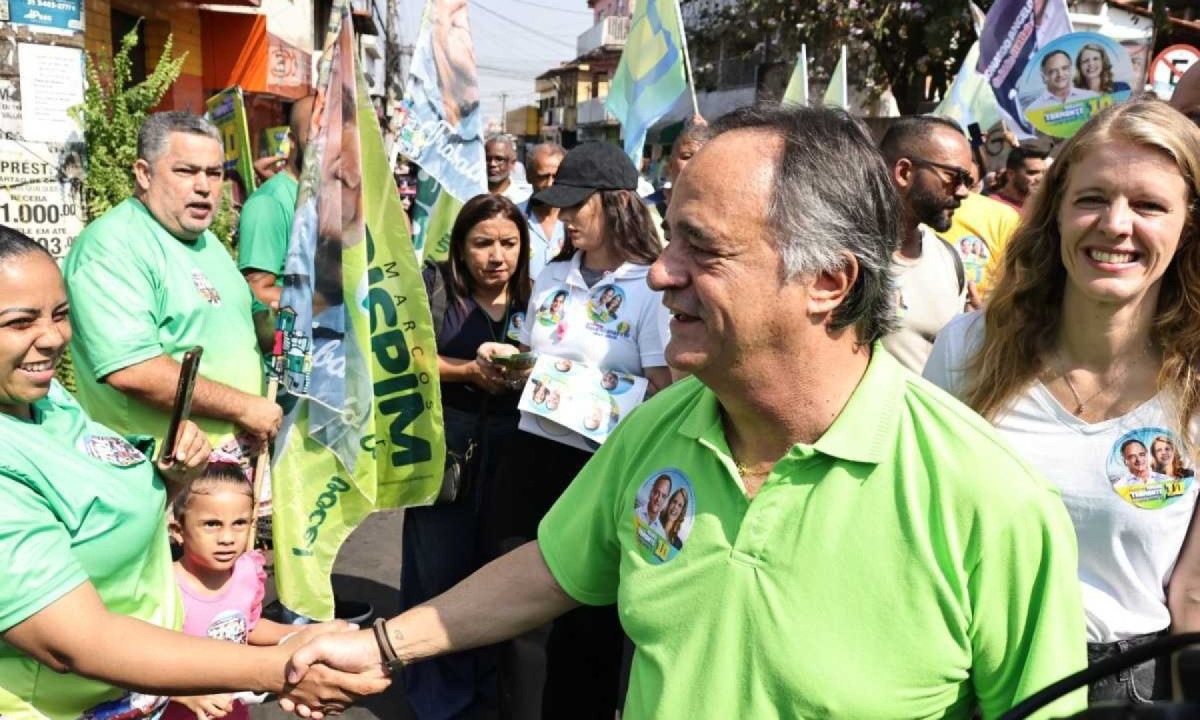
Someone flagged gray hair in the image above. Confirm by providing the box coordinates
[711,105,900,345]
[484,133,516,155]
[529,142,566,164]
[137,111,222,164]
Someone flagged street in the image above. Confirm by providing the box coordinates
[253,511,414,720]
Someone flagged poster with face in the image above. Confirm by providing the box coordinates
[517,354,648,451]
[1107,427,1195,510]
[1018,32,1134,138]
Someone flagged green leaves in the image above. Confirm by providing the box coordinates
[68,20,186,223]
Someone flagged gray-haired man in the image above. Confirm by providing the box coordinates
[280,106,1086,720]
[63,111,281,457]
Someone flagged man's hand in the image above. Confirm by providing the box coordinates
[237,396,283,443]
[278,628,389,718]
[173,694,235,720]
[156,420,211,491]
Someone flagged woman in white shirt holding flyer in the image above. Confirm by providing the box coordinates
[479,141,670,720]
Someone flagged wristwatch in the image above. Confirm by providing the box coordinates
[372,617,406,676]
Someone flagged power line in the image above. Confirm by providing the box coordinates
[471,0,576,50]
[507,0,592,14]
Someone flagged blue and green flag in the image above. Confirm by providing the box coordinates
[606,0,688,164]
[270,0,444,620]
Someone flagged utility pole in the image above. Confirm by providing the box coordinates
[500,92,508,132]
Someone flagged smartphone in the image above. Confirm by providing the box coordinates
[493,352,536,371]
[160,347,203,462]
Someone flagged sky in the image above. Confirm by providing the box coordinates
[396,0,596,129]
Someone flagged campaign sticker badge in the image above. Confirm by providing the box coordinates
[506,311,526,342]
[207,609,249,643]
[192,268,222,305]
[632,468,696,565]
[586,283,631,339]
[81,434,146,467]
[535,286,568,326]
[1106,427,1194,510]
[956,236,991,286]
[1018,32,1135,138]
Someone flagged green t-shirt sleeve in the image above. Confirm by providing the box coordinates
[537,439,625,606]
[0,469,89,632]
[968,489,1088,719]
[66,253,163,378]
[237,193,288,276]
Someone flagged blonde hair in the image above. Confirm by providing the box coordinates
[965,99,1200,442]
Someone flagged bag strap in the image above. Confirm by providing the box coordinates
[422,260,449,343]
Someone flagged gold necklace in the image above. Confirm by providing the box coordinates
[735,461,774,478]
[1056,349,1138,417]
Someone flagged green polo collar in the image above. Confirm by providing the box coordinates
[678,343,903,466]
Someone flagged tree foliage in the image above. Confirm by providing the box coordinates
[69,21,186,222]
[59,22,186,390]
[682,0,996,114]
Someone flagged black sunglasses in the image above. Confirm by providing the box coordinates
[909,157,973,190]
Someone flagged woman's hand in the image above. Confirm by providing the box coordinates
[172,694,235,720]
[156,420,211,491]
[474,343,520,394]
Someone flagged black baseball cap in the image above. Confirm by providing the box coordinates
[531,141,639,208]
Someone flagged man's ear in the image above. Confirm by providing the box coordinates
[133,158,152,194]
[808,251,859,317]
[891,158,914,192]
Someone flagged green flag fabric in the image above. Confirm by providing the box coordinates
[605,0,689,163]
[823,45,849,109]
[270,0,444,620]
[782,46,809,106]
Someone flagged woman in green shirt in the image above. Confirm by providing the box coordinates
[0,227,387,719]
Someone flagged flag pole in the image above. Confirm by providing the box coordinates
[670,0,700,118]
[248,377,278,549]
[800,44,809,105]
[839,44,849,108]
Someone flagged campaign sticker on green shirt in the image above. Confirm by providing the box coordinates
[632,469,695,564]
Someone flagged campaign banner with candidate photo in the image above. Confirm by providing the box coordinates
[1018,32,1134,138]
[517,354,647,452]
[395,0,485,205]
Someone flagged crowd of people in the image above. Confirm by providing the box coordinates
[2,60,1200,720]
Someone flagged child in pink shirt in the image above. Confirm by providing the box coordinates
[164,462,295,720]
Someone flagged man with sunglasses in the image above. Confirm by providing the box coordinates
[878,116,972,372]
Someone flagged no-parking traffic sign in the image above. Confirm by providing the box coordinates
[1151,44,1199,99]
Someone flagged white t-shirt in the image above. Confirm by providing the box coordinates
[520,252,669,376]
[882,226,965,372]
[926,313,1200,642]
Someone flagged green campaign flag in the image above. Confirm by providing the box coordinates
[606,0,689,163]
[782,45,809,106]
[206,86,258,194]
[823,45,849,109]
[270,0,444,620]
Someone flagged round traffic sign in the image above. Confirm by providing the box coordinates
[1151,44,1200,99]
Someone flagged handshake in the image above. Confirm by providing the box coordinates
[270,621,397,718]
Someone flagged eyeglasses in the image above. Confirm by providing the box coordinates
[909,158,973,190]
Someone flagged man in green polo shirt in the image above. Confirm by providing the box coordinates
[281,107,1087,719]
[239,95,314,309]
[63,111,281,457]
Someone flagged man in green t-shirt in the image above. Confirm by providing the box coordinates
[239,96,314,308]
[63,111,281,456]
[281,108,1087,719]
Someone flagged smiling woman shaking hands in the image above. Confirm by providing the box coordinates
[925,98,1200,704]
[0,227,388,718]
